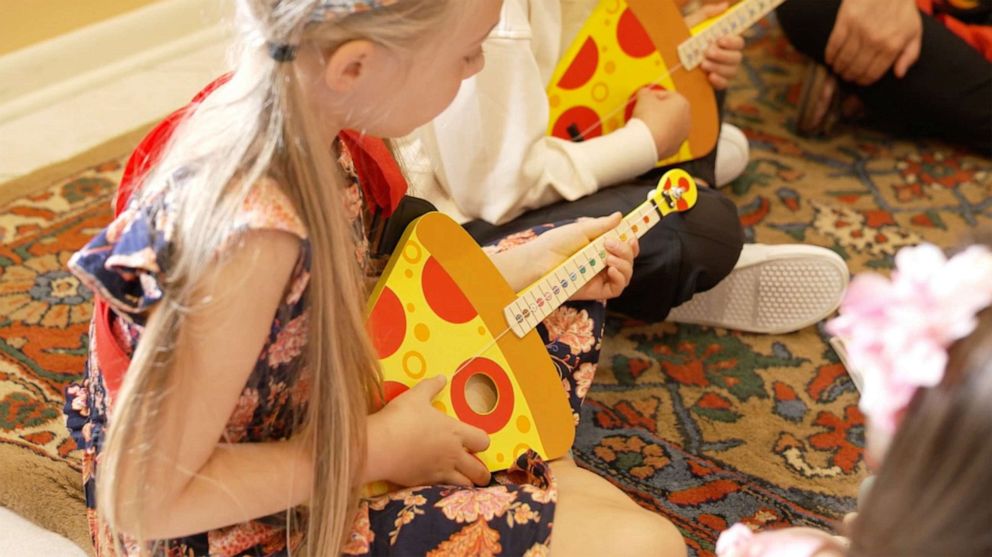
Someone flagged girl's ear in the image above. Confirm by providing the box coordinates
[323,39,377,93]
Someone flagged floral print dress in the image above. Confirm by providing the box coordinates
[65,145,607,556]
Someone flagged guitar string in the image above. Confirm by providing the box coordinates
[449,192,672,407]
[451,326,513,378]
[430,210,656,415]
[568,61,684,143]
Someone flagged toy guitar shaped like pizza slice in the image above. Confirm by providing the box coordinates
[547,0,785,166]
[364,169,698,495]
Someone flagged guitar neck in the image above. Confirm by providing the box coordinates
[503,199,663,338]
[678,0,785,70]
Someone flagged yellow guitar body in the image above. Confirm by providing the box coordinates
[363,170,700,496]
[365,214,576,478]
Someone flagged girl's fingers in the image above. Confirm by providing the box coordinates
[457,452,492,486]
[409,374,447,401]
[576,212,623,240]
[708,73,729,90]
[605,256,633,286]
[441,471,474,488]
[604,238,632,260]
[606,268,625,297]
[705,45,743,65]
[686,2,728,26]
[717,35,744,51]
[458,423,491,454]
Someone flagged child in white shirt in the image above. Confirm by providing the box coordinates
[401,0,848,332]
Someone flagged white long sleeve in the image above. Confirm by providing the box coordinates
[402,0,659,225]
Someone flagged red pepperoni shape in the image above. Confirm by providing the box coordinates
[383,381,410,403]
[450,358,515,434]
[623,84,667,122]
[422,256,477,324]
[367,286,406,359]
[677,177,690,210]
[551,106,603,141]
[557,37,599,90]
[617,8,657,58]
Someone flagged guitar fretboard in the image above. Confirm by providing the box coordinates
[678,0,786,70]
[503,185,688,338]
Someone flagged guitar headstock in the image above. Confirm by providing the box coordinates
[649,168,698,216]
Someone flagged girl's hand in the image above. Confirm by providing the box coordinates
[369,375,491,488]
[684,3,744,90]
[702,35,744,90]
[684,1,727,27]
[631,88,692,160]
[528,213,639,301]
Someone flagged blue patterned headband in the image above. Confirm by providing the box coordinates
[309,0,399,22]
[268,0,399,62]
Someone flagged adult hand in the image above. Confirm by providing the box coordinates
[825,0,922,85]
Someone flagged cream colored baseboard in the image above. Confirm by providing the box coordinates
[0,0,230,125]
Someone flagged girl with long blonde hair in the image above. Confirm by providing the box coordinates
[65,0,688,554]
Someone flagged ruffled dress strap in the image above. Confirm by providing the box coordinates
[69,178,308,323]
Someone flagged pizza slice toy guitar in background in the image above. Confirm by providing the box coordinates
[364,169,698,495]
[547,0,785,166]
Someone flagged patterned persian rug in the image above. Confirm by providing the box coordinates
[573,18,990,557]
[1,19,989,557]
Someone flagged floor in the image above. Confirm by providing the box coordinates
[0,39,227,556]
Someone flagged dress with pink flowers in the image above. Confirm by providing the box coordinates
[64,141,607,556]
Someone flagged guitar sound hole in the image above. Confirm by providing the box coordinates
[465,373,499,416]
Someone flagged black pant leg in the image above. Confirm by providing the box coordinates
[464,184,743,322]
[776,0,992,155]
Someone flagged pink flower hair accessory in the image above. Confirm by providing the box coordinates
[716,523,847,557]
[826,243,992,434]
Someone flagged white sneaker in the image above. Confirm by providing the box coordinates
[714,123,749,187]
[667,243,849,334]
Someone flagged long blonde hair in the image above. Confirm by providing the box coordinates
[95,1,448,554]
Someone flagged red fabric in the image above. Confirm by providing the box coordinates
[115,74,233,215]
[338,129,407,216]
[99,76,409,398]
[92,299,130,400]
[917,0,992,61]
